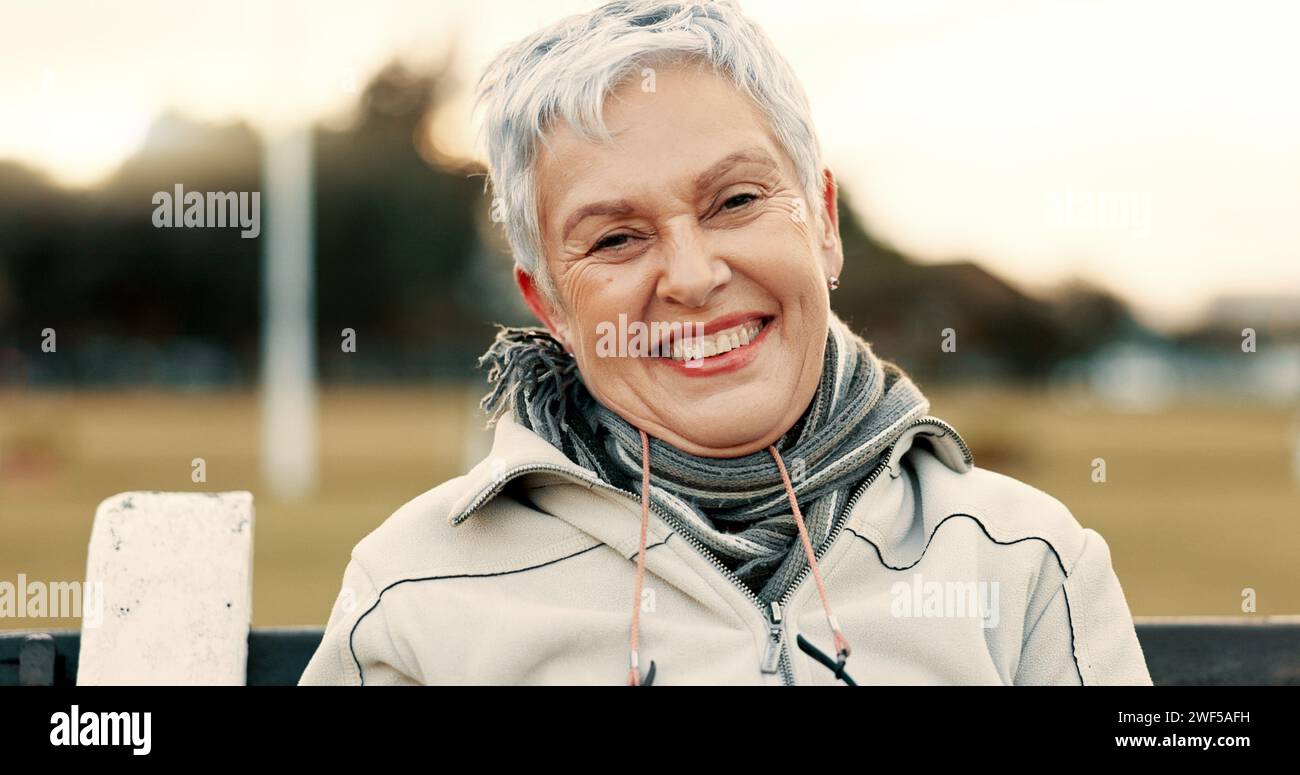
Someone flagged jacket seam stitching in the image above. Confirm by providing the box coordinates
[348,543,604,685]
[845,514,1070,576]
[1061,530,1097,684]
[624,533,672,560]
[368,532,599,589]
[345,561,403,686]
[845,512,1082,684]
[1059,585,1087,684]
[1015,580,1081,684]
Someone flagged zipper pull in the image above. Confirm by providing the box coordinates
[760,600,785,674]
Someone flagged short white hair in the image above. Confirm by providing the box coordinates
[472,0,825,302]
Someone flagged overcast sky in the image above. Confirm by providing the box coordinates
[2,0,1297,330]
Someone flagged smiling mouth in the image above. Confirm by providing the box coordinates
[663,317,772,364]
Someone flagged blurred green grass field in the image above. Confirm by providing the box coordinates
[1,385,1297,631]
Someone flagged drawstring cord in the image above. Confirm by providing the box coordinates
[627,429,656,686]
[626,430,852,685]
[769,445,852,668]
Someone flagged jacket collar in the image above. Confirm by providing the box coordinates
[448,411,598,526]
[883,416,973,476]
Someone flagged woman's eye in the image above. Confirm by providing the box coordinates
[720,192,758,211]
[592,233,631,252]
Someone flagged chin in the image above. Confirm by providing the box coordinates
[661,416,789,457]
[652,388,789,448]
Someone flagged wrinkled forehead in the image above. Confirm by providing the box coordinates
[533,59,796,242]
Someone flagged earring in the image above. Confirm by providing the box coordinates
[828,276,840,291]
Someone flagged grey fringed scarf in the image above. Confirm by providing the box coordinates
[479,313,930,603]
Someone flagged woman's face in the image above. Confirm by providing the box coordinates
[523,60,844,458]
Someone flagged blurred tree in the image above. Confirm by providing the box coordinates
[314,60,503,380]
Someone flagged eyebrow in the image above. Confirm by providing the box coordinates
[559,147,781,241]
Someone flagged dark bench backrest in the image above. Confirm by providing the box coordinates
[4,621,1298,685]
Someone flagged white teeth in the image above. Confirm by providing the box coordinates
[666,318,768,362]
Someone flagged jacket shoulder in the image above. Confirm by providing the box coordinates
[348,471,598,591]
[909,447,1090,575]
[297,480,475,686]
[908,449,1151,685]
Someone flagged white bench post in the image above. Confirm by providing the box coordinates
[77,491,254,685]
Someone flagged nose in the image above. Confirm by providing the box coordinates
[655,218,731,309]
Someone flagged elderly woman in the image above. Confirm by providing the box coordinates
[301,0,1151,686]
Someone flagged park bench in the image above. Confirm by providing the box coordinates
[2,491,1298,686]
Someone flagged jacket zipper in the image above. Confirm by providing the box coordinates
[761,601,785,674]
[760,416,973,682]
[767,416,973,682]
[453,415,972,685]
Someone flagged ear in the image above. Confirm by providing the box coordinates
[817,167,845,281]
[515,265,573,351]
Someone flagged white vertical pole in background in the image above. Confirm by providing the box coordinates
[260,126,317,499]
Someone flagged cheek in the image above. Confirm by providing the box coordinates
[559,258,630,306]
[772,193,818,238]
[723,208,822,286]
[554,266,607,338]
[560,267,652,358]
